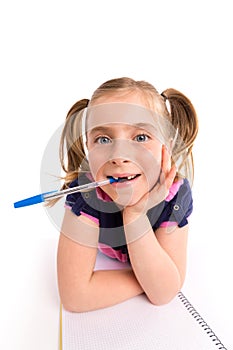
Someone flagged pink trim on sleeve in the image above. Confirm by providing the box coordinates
[80,211,99,225]
[165,179,183,201]
[159,216,190,228]
[159,221,177,228]
[159,179,184,228]
[64,205,99,224]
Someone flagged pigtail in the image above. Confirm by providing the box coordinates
[47,99,89,207]
[60,98,90,183]
[161,89,198,183]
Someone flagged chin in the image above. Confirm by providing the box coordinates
[114,194,144,208]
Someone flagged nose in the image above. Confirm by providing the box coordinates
[110,157,129,166]
[108,139,132,166]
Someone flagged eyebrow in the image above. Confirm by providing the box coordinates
[88,123,156,135]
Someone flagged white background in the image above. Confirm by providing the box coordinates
[0,1,232,349]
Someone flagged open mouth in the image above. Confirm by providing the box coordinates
[107,174,141,183]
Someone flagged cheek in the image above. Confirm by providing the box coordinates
[87,148,108,178]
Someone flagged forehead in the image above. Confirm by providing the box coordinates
[86,103,157,132]
[88,122,157,136]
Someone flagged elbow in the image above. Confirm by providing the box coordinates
[58,278,92,313]
[62,302,83,313]
[60,294,80,313]
[148,277,183,306]
[61,295,90,313]
[59,288,91,313]
[62,303,76,313]
[61,297,79,313]
[148,291,178,306]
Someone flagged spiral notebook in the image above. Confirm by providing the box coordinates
[59,252,227,350]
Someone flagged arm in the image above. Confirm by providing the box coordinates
[123,212,188,305]
[57,209,143,313]
[122,145,188,305]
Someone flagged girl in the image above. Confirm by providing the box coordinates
[55,77,198,312]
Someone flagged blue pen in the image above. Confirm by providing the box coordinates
[14,177,118,208]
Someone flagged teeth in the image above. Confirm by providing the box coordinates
[112,175,137,180]
[127,175,136,180]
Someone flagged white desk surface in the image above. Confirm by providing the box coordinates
[1,192,232,350]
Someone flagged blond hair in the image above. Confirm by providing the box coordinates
[49,77,198,205]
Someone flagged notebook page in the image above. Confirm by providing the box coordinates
[62,294,224,350]
[61,252,225,350]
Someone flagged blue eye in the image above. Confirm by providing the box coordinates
[134,134,149,142]
[95,136,111,144]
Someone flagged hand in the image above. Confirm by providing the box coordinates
[123,145,176,220]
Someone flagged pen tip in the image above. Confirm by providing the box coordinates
[109,177,118,184]
[108,177,128,184]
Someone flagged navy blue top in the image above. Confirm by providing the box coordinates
[65,175,193,262]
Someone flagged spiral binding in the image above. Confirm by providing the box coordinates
[177,292,227,350]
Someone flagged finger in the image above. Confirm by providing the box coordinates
[151,166,176,205]
[161,145,171,175]
[148,180,169,208]
[164,164,177,190]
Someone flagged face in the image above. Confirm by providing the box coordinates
[85,93,163,207]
